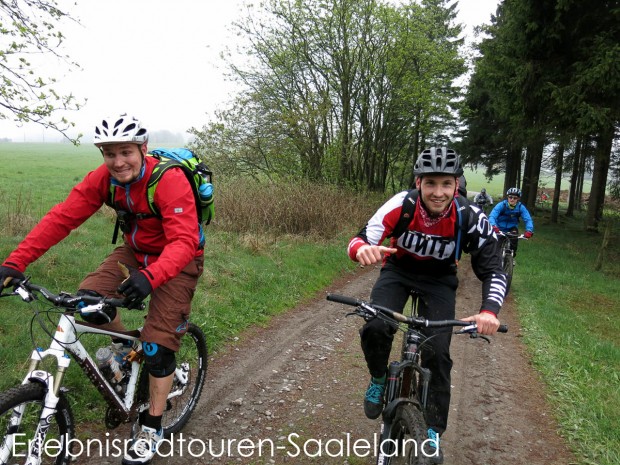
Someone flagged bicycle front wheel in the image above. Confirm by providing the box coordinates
[0,383,75,465]
[136,322,208,435]
[379,404,431,465]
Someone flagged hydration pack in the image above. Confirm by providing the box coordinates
[108,148,214,244]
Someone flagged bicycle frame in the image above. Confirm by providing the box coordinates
[1,314,141,465]
[7,312,191,465]
[26,313,142,410]
[326,293,507,465]
[1,279,206,465]
[377,321,433,465]
[384,328,430,418]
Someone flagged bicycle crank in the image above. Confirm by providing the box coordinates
[105,406,124,428]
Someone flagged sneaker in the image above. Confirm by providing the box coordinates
[425,428,444,464]
[122,425,163,465]
[364,377,386,420]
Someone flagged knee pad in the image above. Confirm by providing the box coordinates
[76,289,117,324]
[142,342,176,378]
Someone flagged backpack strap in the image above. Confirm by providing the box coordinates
[453,196,468,265]
[146,159,203,223]
[390,189,418,239]
[107,184,123,245]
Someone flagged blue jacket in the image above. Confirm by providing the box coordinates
[488,200,534,233]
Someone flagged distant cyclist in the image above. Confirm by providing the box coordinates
[473,188,493,212]
[488,187,534,258]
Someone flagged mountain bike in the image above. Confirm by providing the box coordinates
[475,198,492,214]
[0,277,208,465]
[497,231,527,292]
[326,293,507,465]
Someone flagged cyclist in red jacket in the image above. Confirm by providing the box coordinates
[0,114,204,465]
[348,147,507,463]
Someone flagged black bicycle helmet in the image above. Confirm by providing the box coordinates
[506,187,522,197]
[413,147,464,177]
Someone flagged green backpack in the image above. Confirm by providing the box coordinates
[108,148,214,244]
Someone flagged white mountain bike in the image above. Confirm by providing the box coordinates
[0,277,208,465]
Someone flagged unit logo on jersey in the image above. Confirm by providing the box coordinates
[397,231,456,260]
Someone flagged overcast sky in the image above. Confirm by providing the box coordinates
[0,0,499,142]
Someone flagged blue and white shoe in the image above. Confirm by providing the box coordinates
[363,377,386,419]
[122,425,163,465]
[426,428,444,464]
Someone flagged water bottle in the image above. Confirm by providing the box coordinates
[198,182,213,206]
[96,347,124,391]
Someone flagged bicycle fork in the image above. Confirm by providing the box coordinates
[0,340,71,465]
[376,358,431,464]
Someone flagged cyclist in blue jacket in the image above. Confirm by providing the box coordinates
[488,187,534,257]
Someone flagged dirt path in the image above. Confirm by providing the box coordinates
[80,261,577,465]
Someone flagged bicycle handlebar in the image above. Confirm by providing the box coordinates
[326,293,508,333]
[1,278,139,311]
[496,231,527,240]
[326,293,361,307]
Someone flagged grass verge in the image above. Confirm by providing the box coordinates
[513,216,619,465]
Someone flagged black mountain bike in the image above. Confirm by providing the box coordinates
[0,278,208,465]
[326,293,507,465]
[475,198,492,214]
[497,231,527,292]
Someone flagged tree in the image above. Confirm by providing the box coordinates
[192,0,466,191]
[1,0,83,142]
[463,0,620,230]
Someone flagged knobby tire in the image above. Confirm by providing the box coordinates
[0,383,75,465]
[378,404,432,465]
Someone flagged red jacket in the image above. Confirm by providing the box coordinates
[3,156,201,290]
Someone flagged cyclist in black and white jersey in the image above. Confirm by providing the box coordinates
[348,147,508,463]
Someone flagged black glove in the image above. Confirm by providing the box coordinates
[0,265,25,292]
[117,264,153,309]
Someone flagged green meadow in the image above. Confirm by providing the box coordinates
[0,143,618,464]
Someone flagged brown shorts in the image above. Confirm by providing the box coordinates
[79,244,204,352]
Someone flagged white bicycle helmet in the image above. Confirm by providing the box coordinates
[413,147,464,177]
[94,114,148,147]
[506,187,522,197]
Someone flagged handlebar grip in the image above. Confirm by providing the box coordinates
[498,324,508,333]
[326,293,360,307]
[104,298,131,308]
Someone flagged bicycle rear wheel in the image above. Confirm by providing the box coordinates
[0,383,75,465]
[378,404,431,465]
[136,322,208,435]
